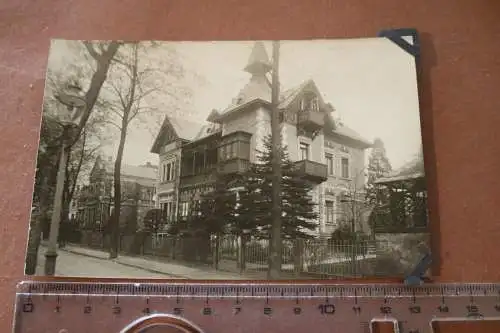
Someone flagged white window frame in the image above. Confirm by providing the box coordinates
[311,96,319,112]
[161,159,176,182]
[299,142,310,161]
[179,202,190,217]
[325,200,335,225]
[325,153,335,176]
[340,156,350,179]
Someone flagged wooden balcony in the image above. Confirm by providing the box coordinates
[218,158,250,175]
[294,160,328,183]
[179,170,216,188]
[297,110,324,132]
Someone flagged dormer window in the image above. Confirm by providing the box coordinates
[300,93,320,112]
[311,96,319,111]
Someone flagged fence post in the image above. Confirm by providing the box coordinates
[293,239,303,277]
[239,234,248,274]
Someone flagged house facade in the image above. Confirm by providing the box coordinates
[151,41,372,237]
[75,156,157,236]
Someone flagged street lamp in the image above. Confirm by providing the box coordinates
[44,81,86,276]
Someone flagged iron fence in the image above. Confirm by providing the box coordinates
[75,230,420,277]
[139,233,388,277]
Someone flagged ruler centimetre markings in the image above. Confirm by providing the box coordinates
[14,282,500,333]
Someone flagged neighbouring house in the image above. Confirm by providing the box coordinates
[372,152,428,232]
[150,41,372,238]
[74,156,157,248]
[369,153,430,276]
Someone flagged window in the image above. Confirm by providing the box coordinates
[299,142,309,160]
[325,200,334,224]
[180,202,190,217]
[194,152,205,174]
[206,148,218,167]
[219,142,239,161]
[311,96,319,111]
[226,143,234,160]
[219,145,226,161]
[162,160,175,182]
[161,201,175,220]
[166,163,172,180]
[161,202,167,218]
[341,157,349,178]
[300,93,319,112]
[325,153,334,176]
[335,195,343,218]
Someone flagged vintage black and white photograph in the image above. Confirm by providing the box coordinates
[25,38,430,279]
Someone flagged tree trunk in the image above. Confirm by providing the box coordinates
[25,172,49,274]
[71,42,121,146]
[268,41,282,279]
[59,149,73,248]
[110,123,128,259]
[239,233,248,274]
[109,43,138,259]
[214,233,220,270]
[293,238,304,277]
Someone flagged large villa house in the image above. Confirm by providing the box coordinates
[151,41,373,237]
[74,156,157,245]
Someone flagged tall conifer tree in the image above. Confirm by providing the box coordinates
[238,134,318,239]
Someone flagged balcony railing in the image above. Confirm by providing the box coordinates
[218,158,250,175]
[179,169,217,187]
[293,160,328,182]
[297,110,324,131]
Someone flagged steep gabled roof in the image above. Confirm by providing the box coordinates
[170,116,206,141]
[330,123,373,148]
[151,115,207,154]
[278,79,325,109]
[374,154,425,184]
[323,111,372,148]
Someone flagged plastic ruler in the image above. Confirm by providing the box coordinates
[12,281,500,333]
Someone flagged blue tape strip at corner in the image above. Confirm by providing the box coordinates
[404,252,432,286]
[377,28,420,59]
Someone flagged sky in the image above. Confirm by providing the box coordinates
[46,38,423,172]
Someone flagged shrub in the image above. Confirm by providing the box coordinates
[328,223,370,255]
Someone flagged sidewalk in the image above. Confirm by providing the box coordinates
[59,244,252,279]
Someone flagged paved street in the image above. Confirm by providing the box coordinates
[36,246,176,278]
[35,245,248,279]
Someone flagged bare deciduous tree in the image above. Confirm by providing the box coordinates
[101,42,189,258]
[25,41,121,274]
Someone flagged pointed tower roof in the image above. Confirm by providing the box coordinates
[244,41,272,75]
